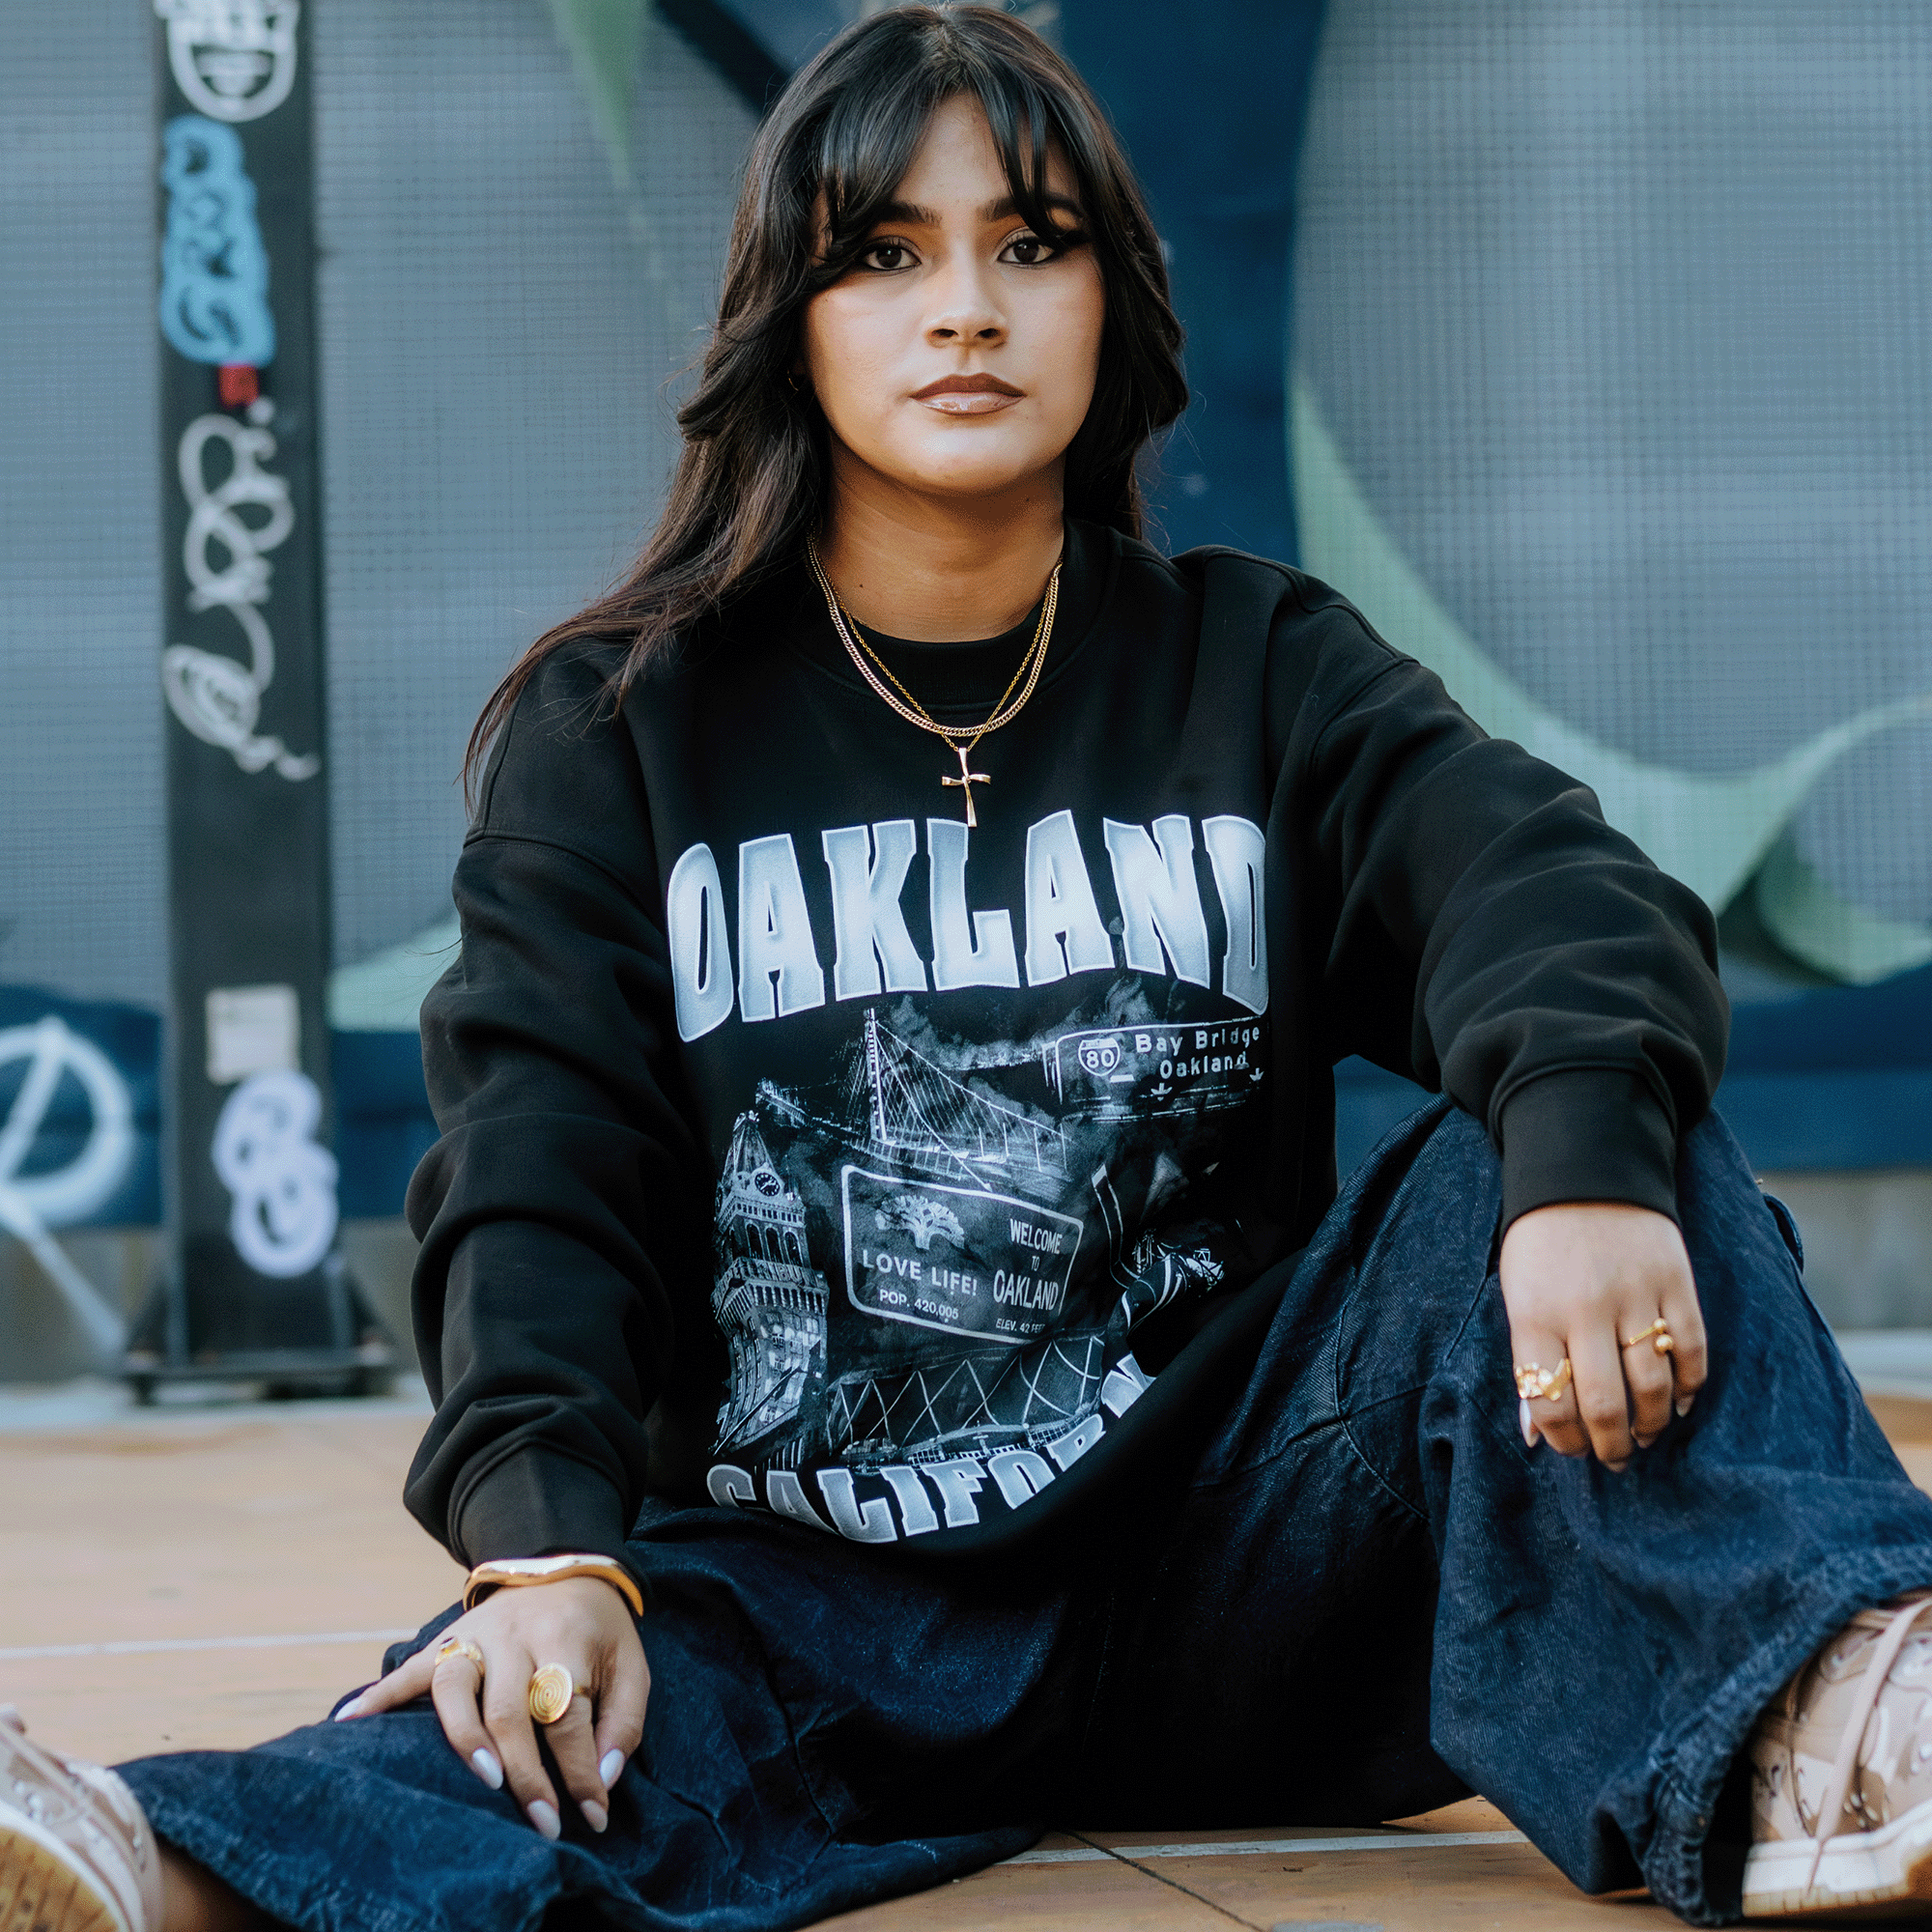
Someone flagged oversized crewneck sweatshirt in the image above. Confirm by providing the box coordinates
[403,518,1727,1575]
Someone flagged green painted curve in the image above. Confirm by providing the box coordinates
[1753,835,1932,984]
[1290,377,1932,980]
[544,0,648,196]
[329,917,461,1033]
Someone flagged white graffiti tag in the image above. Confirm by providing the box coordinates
[155,0,300,124]
[212,1070,338,1279]
[0,1019,135,1356]
[161,410,320,781]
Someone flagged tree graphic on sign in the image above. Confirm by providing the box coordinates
[878,1194,968,1254]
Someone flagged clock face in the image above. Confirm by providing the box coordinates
[753,1168,782,1197]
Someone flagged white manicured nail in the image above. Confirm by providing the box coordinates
[470,1748,503,1790]
[1519,1397,1540,1448]
[599,1749,625,1789]
[1676,1395,1693,1417]
[581,1799,608,1833]
[332,1699,360,1721]
[527,1800,561,1840]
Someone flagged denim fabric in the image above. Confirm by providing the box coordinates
[121,1103,1932,1930]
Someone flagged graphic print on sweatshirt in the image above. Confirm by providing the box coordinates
[667,808,1270,1545]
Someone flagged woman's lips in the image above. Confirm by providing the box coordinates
[911,376,1024,416]
[917,389,1022,414]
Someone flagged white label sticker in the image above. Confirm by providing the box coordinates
[206,983,300,1085]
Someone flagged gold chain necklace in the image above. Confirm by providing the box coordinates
[807,534,1060,829]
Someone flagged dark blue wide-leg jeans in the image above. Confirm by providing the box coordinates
[120,1103,1932,1929]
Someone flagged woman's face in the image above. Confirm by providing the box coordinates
[802,95,1106,510]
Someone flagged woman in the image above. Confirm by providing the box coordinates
[8,9,1932,1928]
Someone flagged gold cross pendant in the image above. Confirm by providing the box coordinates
[940,743,990,828]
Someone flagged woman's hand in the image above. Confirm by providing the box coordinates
[1499,1202,1709,1469]
[333,1577,648,1838]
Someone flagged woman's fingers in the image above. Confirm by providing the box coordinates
[591,1638,651,1796]
[333,1587,647,1841]
[482,1657,562,1837]
[1619,1227,1703,1444]
[542,1693,610,1833]
[1661,1259,1709,1414]
[1517,1325,1589,1459]
[333,1644,436,1719]
[1502,1202,1712,1469]
[426,1651,503,1791]
[1573,1324,1637,1467]
[1621,1315,1678,1449]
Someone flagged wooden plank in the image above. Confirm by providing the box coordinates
[0,1411,457,1762]
[3,1403,1924,1930]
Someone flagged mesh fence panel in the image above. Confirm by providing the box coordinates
[0,3,756,1005]
[0,14,166,1008]
[1293,0,1932,948]
[315,0,755,971]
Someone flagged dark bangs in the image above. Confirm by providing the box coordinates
[808,29,1092,289]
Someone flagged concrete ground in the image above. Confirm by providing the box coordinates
[6,1387,1932,1932]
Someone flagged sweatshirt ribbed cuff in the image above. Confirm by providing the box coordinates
[1497,1067,1680,1230]
[451,1445,638,1578]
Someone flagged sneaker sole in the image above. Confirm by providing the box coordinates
[1744,1795,1932,1919]
[0,1810,126,1932]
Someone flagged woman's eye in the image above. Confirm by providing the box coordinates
[861,241,915,271]
[1000,228,1087,267]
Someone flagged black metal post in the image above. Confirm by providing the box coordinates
[135,0,383,1391]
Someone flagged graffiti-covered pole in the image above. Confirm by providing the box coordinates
[138,1,375,1386]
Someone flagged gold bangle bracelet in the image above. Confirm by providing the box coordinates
[462,1554,644,1618]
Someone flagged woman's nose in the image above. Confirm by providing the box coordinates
[924,256,1006,347]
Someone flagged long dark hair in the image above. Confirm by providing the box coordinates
[465,3,1187,790]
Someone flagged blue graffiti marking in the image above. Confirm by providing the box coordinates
[157,115,275,367]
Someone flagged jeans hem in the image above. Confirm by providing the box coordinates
[136,1788,455,1932]
[130,1760,1042,1932]
[1641,1545,1932,1925]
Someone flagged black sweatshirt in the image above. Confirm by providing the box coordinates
[403,518,1727,1572]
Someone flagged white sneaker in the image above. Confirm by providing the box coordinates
[0,1707,163,1932]
[1745,1595,1932,1918]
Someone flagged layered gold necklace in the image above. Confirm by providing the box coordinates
[807,534,1061,829]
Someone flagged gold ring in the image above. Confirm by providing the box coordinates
[1621,1319,1674,1355]
[432,1636,485,1677]
[1514,1358,1573,1403]
[527,1662,576,1726]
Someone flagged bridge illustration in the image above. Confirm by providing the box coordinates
[763,1009,1068,1186]
[837,1009,1068,1185]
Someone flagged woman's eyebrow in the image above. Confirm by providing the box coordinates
[980,191,1085,223]
[869,191,1087,227]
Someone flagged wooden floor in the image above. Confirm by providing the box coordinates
[6,1392,1932,1932]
